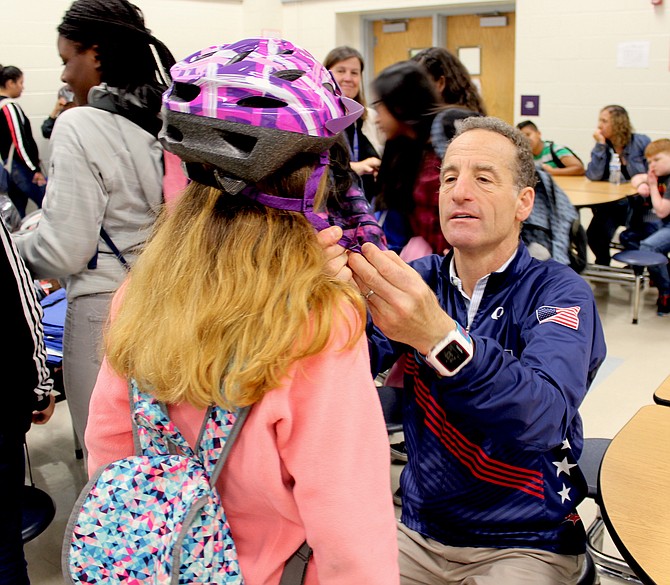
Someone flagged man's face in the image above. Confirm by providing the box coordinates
[648,151,670,177]
[519,125,543,156]
[439,129,534,256]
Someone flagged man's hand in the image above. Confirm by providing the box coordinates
[348,243,454,354]
[32,394,56,425]
[317,226,354,283]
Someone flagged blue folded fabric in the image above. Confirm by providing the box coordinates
[40,288,66,364]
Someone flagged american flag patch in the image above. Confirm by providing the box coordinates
[536,306,580,330]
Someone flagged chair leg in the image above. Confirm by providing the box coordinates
[586,508,642,583]
[73,424,83,460]
[632,274,642,324]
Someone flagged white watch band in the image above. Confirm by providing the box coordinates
[424,322,474,377]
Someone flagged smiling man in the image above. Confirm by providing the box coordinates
[344,117,607,584]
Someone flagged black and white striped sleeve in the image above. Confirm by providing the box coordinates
[2,218,53,411]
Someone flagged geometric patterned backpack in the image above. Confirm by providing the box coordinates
[62,380,250,585]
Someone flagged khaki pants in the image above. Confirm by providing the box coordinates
[63,292,114,464]
[398,522,584,585]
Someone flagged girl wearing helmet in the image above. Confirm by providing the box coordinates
[85,38,400,585]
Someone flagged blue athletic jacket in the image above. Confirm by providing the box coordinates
[369,243,606,554]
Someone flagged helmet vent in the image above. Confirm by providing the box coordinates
[237,96,288,109]
[322,82,336,95]
[278,49,294,55]
[272,69,305,82]
[214,129,258,157]
[189,50,217,63]
[227,51,253,65]
[171,82,201,103]
[165,124,184,143]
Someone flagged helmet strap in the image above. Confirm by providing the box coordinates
[240,152,331,232]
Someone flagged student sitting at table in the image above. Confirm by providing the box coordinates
[517,120,584,176]
[585,105,651,266]
[629,139,670,315]
[617,139,670,253]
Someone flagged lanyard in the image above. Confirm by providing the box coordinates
[352,126,360,162]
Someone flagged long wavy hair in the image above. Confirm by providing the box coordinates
[373,60,441,215]
[411,47,487,115]
[105,162,365,409]
[602,105,633,151]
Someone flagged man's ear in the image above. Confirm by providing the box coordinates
[516,186,535,222]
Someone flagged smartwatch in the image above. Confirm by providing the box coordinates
[423,322,474,377]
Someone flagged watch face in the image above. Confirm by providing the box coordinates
[437,340,469,372]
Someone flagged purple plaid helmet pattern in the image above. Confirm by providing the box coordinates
[159,38,364,183]
[163,37,362,138]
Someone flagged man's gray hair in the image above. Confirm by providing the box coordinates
[453,117,537,190]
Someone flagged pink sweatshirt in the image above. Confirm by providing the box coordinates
[86,302,400,585]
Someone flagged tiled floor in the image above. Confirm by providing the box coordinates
[24,274,669,584]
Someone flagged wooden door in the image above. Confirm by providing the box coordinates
[372,17,433,76]
[446,12,515,123]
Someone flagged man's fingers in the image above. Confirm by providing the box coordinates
[317,225,343,247]
[360,242,416,286]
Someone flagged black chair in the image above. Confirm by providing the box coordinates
[377,385,403,436]
[22,443,56,543]
[577,550,597,585]
[578,438,641,583]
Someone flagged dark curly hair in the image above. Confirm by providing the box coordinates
[57,0,174,97]
[411,47,486,115]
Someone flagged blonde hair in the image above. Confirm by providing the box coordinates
[601,105,633,150]
[105,176,365,409]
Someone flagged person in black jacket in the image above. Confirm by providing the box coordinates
[0,217,54,585]
[0,65,47,217]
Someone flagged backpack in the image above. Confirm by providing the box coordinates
[522,169,588,273]
[63,381,311,585]
[547,141,583,169]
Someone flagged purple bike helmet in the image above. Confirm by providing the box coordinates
[159,37,364,184]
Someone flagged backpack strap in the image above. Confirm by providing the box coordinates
[280,541,313,585]
[86,227,130,271]
[85,104,160,272]
[549,141,582,169]
[130,379,197,457]
[548,141,565,169]
[203,404,250,484]
[129,379,250,481]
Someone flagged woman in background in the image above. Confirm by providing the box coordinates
[585,105,651,266]
[15,0,175,458]
[0,65,47,217]
[324,46,385,201]
[411,46,487,115]
[372,60,447,255]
